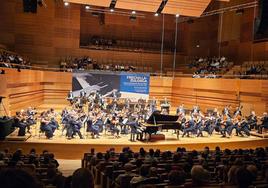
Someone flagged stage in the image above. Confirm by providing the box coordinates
[1,128,267,159]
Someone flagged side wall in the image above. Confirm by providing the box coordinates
[0,68,72,115]
[171,78,268,115]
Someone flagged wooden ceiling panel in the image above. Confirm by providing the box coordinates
[65,0,111,7]
[116,0,162,12]
[66,0,221,17]
[162,0,212,17]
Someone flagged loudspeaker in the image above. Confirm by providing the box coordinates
[23,0,37,13]
[255,0,268,39]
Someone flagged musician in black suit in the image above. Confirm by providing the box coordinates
[247,111,257,130]
[67,90,74,105]
[68,116,83,139]
[87,116,101,138]
[239,118,250,136]
[109,116,120,138]
[258,112,268,134]
[176,104,185,115]
[40,112,54,139]
[128,117,142,141]
[14,112,27,136]
[233,105,243,117]
[224,118,234,137]
[182,118,195,137]
[196,116,204,137]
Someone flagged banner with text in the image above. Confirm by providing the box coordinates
[72,71,150,100]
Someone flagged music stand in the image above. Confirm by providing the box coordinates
[0,96,8,116]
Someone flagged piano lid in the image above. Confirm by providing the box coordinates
[146,111,179,124]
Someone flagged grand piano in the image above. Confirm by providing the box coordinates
[141,111,181,141]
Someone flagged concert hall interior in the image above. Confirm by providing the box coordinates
[0,0,268,188]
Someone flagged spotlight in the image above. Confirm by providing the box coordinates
[85,5,90,10]
[64,1,69,6]
[110,8,114,12]
[131,10,136,14]
[154,13,159,17]
[176,14,180,18]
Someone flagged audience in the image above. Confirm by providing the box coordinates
[82,146,268,188]
[83,35,169,52]
[0,146,268,188]
[60,56,136,72]
[190,56,230,77]
[0,50,30,69]
[245,64,267,75]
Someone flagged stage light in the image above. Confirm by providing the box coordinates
[176,14,180,18]
[131,10,136,14]
[154,13,159,17]
[85,5,90,10]
[64,1,69,6]
[110,8,114,12]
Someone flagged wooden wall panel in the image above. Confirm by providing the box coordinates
[149,77,173,103]
[0,75,9,116]
[2,69,44,115]
[42,71,72,105]
[1,68,267,116]
[1,68,72,115]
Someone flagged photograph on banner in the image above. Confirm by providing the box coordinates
[72,71,150,100]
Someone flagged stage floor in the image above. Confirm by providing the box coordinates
[1,129,268,159]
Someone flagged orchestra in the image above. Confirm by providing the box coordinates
[11,90,268,141]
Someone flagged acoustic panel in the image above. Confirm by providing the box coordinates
[116,0,162,12]
[65,0,111,7]
[162,0,212,17]
[67,0,214,17]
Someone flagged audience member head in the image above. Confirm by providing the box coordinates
[0,168,41,188]
[172,152,181,163]
[236,167,253,188]
[139,165,149,177]
[136,158,143,168]
[96,152,103,159]
[246,165,258,181]
[124,163,133,173]
[149,149,154,157]
[149,167,158,177]
[168,170,186,186]
[139,148,146,157]
[191,165,210,186]
[71,168,94,188]
[227,165,239,185]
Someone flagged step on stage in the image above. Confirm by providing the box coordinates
[0,129,267,159]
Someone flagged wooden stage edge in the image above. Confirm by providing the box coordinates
[0,136,267,159]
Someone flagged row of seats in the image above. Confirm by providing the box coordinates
[82,147,268,188]
[0,148,62,188]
